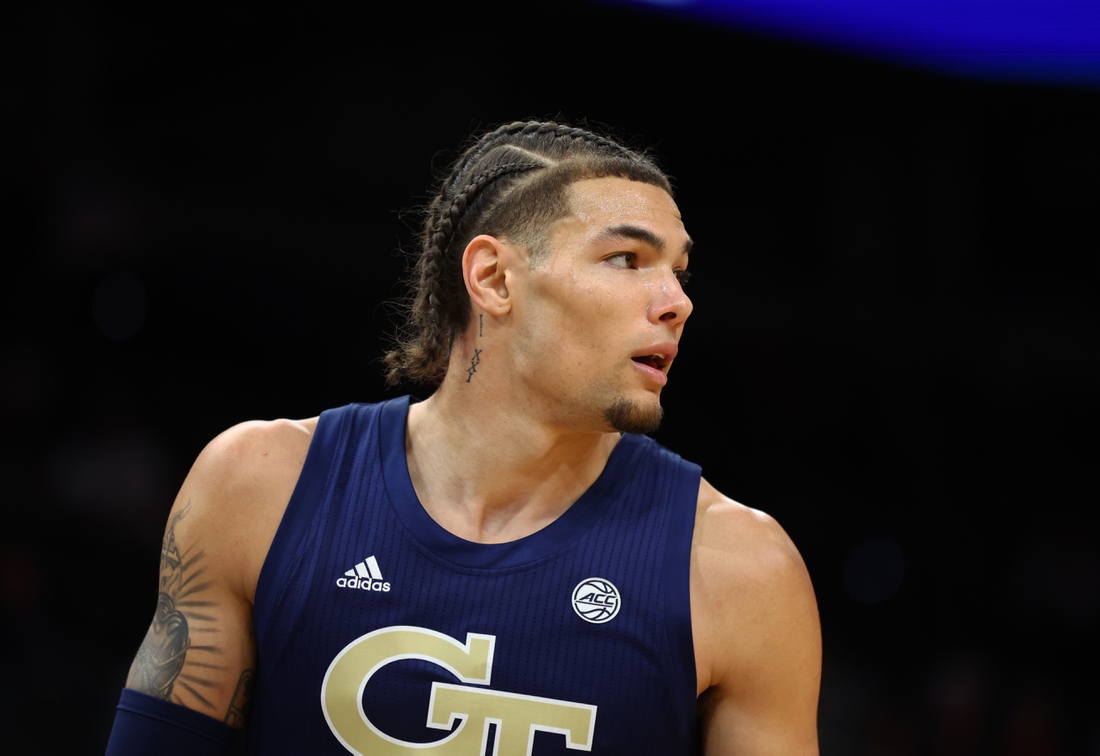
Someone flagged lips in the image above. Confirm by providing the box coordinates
[630,343,678,373]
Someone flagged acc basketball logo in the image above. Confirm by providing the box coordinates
[321,626,597,755]
[571,578,621,624]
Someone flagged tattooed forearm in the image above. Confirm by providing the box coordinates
[466,348,482,382]
[224,668,255,727]
[128,500,225,711]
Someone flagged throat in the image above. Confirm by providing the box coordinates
[406,399,621,544]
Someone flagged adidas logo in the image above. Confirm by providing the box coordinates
[336,555,392,592]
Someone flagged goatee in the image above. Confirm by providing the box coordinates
[603,398,664,435]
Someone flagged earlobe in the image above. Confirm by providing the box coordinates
[462,235,513,317]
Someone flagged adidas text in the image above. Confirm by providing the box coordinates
[336,576,391,592]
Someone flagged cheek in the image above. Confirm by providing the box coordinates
[530,265,602,325]
[523,264,636,358]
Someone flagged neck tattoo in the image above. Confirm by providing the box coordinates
[479,313,483,337]
[466,349,482,383]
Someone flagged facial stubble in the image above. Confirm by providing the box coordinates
[602,397,664,435]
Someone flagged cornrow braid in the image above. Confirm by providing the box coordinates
[407,161,543,383]
[451,121,633,188]
[384,119,672,387]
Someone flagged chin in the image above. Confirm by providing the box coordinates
[602,397,664,435]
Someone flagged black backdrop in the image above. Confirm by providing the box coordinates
[5,2,1099,754]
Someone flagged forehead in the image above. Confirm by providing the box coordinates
[556,177,687,246]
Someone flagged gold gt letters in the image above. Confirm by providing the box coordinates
[321,626,597,755]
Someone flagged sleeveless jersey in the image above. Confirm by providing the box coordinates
[247,397,702,755]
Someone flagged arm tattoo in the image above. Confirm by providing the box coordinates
[224,668,255,727]
[465,348,482,383]
[129,501,226,713]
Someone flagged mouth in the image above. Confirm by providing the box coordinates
[630,343,678,376]
[631,353,671,372]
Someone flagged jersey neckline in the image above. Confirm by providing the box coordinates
[379,395,644,570]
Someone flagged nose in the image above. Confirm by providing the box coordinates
[648,272,693,328]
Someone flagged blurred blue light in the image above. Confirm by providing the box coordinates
[610,0,1100,84]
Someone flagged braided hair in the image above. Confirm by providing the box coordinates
[384,120,673,387]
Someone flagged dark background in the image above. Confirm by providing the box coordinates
[4,1,1098,753]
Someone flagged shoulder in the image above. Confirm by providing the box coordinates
[691,478,820,691]
[167,416,318,602]
[692,479,810,595]
[690,479,821,751]
[191,416,317,496]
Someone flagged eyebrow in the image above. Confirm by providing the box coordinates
[593,224,693,256]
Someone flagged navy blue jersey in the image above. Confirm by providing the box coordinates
[248,397,701,755]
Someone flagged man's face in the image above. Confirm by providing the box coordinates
[509,176,693,434]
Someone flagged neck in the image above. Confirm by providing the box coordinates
[405,346,619,544]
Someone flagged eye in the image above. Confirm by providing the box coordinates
[675,269,692,286]
[606,252,636,269]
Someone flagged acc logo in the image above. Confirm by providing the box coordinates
[571,578,621,624]
[321,626,597,755]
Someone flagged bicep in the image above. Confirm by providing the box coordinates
[125,495,256,727]
[122,417,310,729]
[699,625,820,755]
[700,594,821,754]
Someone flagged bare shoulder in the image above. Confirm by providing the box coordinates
[692,479,807,578]
[190,417,317,510]
[691,478,821,754]
[175,416,317,600]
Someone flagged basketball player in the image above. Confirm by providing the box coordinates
[106,121,821,755]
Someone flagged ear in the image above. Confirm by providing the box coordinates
[461,234,518,316]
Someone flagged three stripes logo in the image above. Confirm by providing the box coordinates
[336,555,391,593]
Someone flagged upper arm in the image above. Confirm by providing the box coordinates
[124,418,313,727]
[692,479,821,755]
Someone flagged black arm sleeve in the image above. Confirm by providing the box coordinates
[105,688,237,755]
